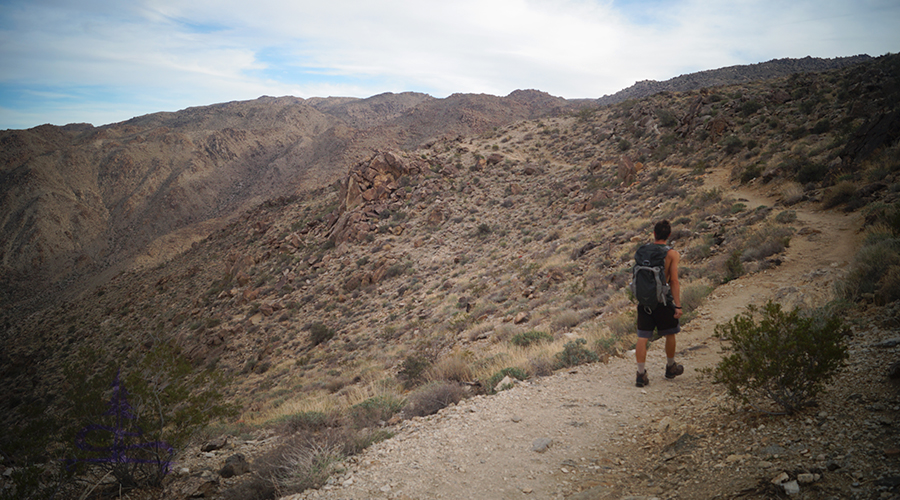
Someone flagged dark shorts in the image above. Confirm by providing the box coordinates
[637,305,681,339]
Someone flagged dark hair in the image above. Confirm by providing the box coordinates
[654,220,672,241]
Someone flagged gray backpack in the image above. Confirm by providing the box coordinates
[630,243,670,312]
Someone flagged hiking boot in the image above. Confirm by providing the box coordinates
[665,362,684,379]
[636,370,649,387]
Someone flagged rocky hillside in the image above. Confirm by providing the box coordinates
[0,91,573,316]
[596,54,872,106]
[2,53,899,499]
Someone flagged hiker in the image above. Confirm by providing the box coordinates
[632,220,683,387]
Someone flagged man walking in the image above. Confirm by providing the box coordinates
[634,220,683,387]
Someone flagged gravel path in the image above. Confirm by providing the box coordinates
[283,173,863,500]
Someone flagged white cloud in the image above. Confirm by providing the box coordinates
[1,0,898,128]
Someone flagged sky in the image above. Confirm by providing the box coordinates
[1,0,898,130]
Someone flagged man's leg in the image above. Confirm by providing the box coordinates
[636,337,649,366]
[664,333,684,379]
[635,336,650,387]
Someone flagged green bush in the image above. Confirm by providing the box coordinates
[822,181,857,208]
[708,301,848,414]
[398,354,431,388]
[837,234,900,304]
[349,395,405,428]
[554,339,599,369]
[774,210,797,224]
[309,322,335,345]
[485,367,528,393]
[2,341,237,498]
[510,330,552,347]
[724,250,744,282]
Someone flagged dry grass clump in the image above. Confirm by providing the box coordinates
[822,181,858,208]
[403,381,467,417]
[550,308,590,331]
[741,225,794,262]
[426,352,474,383]
[780,182,805,205]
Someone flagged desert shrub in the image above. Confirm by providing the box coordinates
[681,284,713,312]
[774,210,797,223]
[656,108,678,127]
[724,250,744,282]
[594,336,619,356]
[554,339,599,369]
[426,353,474,383]
[780,183,805,205]
[741,100,763,117]
[221,477,277,500]
[742,225,793,262]
[708,301,848,414]
[510,330,552,347]
[550,309,585,331]
[274,411,331,435]
[684,242,712,262]
[618,138,631,151]
[740,164,763,183]
[7,342,238,498]
[527,355,555,377]
[811,119,831,134]
[349,395,405,428]
[797,162,828,183]
[403,381,467,417]
[485,367,528,393]
[822,181,857,208]
[837,229,900,304]
[257,437,345,496]
[722,135,744,155]
[309,322,335,345]
[606,310,635,337]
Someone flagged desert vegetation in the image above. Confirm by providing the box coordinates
[2,54,899,498]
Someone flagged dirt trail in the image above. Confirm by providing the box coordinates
[285,172,862,500]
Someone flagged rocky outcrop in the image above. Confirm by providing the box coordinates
[328,151,423,244]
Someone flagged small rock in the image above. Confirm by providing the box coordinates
[494,375,516,392]
[201,436,227,452]
[797,473,818,484]
[532,438,553,453]
[511,415,522,423]
[783,480,800,495]
[522,487,533,494]
[219,453,250,478]
[771,472,790,484]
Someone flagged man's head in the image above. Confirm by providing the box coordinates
[654,220,672,241]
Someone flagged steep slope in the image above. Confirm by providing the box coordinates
[0,92,573,316]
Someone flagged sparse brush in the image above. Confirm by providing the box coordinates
[706,301,848,415]
[485,367,528,393]
[780,183,805,206]
[554,338,599,369]
[550,309,586,331]
[822,181,858,208]
[510,330,552,347]
[426,353,474,383]
[403,381,467,417]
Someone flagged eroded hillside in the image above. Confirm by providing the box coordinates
[2,53,899,499]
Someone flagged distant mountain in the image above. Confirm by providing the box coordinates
[596,54,873,106]
[0,91,571,313]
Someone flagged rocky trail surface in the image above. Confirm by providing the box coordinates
[270,172,899,500]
